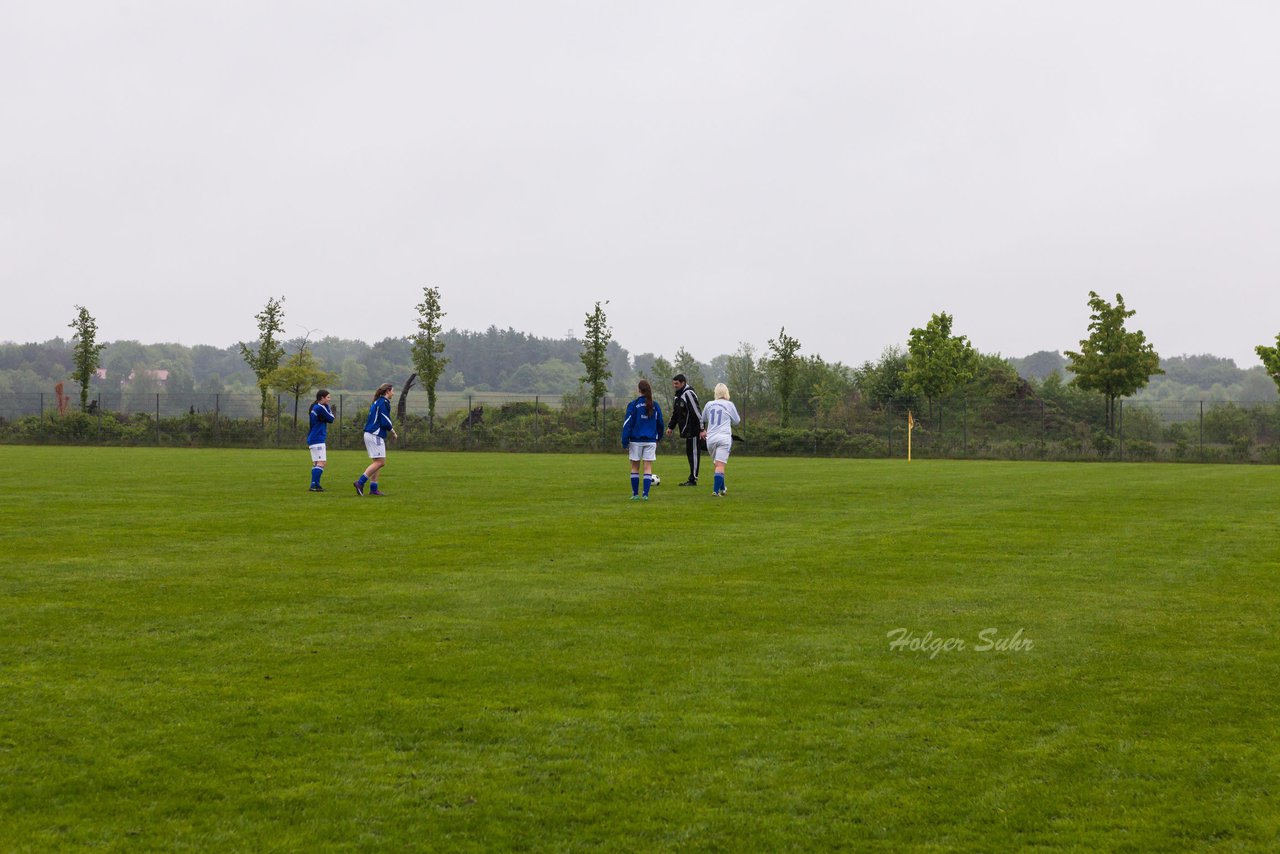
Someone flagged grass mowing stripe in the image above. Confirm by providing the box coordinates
[2,448,1279,849]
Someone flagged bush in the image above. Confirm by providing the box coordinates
[1125,440,1159,461]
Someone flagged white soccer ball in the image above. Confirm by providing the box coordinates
[650,474,661,486]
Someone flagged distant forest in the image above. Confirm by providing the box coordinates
[1,329,1276,404]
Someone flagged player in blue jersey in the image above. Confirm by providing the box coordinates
[620,379,665,500]
[306,389,335,492]
[354,383,397,496]
[699,383,741,497]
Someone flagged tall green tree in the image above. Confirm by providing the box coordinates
[903,312,979,409]
[67,305,106,412]
[1256,333,1280,395]
[766,327,802,427]
[238,296,287,426]
[1064,291,1163,432]
[411,286,450,429]
[579,301,612,428]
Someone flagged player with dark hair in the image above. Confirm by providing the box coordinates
[306,389,335,492]
[621,379,665,500]
[354,383,397,496]
[667,373,703,486]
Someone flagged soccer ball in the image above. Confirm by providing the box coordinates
[650,474,661,486]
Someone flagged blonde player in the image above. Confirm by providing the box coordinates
[699,383,741,497]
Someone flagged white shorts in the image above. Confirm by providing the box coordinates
[708,438,732,464]
[308,443,327,463]
[628,442,657,462]
[363,432,386,459]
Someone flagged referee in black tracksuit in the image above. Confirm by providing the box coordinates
[667,373,703,486]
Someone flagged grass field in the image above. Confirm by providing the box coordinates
[2,447,1279,851]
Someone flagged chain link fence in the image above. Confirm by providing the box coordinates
[1,392,1278,462]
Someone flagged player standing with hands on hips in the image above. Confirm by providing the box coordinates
[621,379,665,500]
[355,383,397,497]
[306,389,335,492]
[700,383,741,497]
[667,373,703,486]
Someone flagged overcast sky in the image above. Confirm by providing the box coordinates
[3,1,1278,368]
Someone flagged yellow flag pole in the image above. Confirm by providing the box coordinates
[907,409,914,461]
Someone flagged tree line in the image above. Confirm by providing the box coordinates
[5,292,1280,434]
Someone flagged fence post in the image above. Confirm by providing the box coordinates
[40,393,45,438]
[886,405,892,457]
[468,394,473,449]
[1199,400,1204,460]
[156,393,161,445]
[535,395,540,446]
[338,394,343,449]
[963,398,968,456]
[214,394,221,441]
[276,394,282,445]
[1118,400,1124,460]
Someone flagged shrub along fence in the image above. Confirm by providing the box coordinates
[1,392,1278,462]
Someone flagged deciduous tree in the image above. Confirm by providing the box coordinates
[238,297,287,426]
[904,312,979,408]
[579,301,612,428]
[67,305,105,412]
[270,346,338,428]
[411,286,450,429]
[673,347,707,395]
[1064,291,1162,432]
[767,327,802,427]
[1255,333,1280,395]
[724,343,760,426]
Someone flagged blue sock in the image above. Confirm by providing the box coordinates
[714,473,725,493]
[357,474,369,487]
[311,467,323,487]
[643,474,652,496]
[370,482,380,494]
[631,474,640,495]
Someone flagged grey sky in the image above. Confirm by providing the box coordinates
[3,1,1278,368]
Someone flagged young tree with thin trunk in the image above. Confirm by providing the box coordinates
[270,347,338,428]
[1064,291,1162,433]
[68,305,105,412]
[904,311,979,412]
[411,286,449,430]
[579,301,612,428]
[238,296,287,427]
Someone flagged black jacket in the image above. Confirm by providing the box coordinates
[670,385,703,438]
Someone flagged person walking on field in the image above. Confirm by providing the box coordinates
[355,383,397,497]
[306,389,335,492]
[700,383,741,497]
[621,379,665,500]
[667,373,703,486]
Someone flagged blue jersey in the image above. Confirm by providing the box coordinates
[621,396,665,446]
[364,396,394,437]
[306,401,335,445]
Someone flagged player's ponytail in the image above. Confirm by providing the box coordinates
[314,389,330,403]
[373,383,394,401]
[638,379,654,416]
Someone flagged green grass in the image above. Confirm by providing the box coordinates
[2,448,1279,851]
